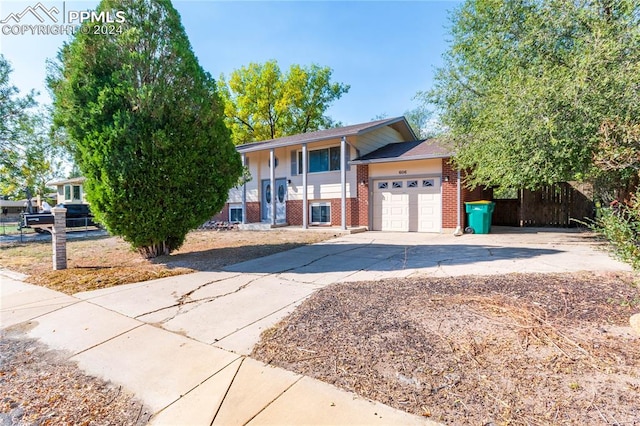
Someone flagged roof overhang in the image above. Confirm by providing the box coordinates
[47,177,86,186]
[349,153,451,165]
[236,117,415,154]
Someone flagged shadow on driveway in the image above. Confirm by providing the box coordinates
[220,242,564,275]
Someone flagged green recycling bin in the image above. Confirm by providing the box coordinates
[464,201,495,234]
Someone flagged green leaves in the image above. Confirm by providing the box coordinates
[218,60,349,145]
[430,0,640,191]
[49,0,242,257]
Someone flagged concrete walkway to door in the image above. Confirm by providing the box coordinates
[1,227,631,425]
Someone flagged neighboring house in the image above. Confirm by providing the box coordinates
[214,117,488,233]
[48,177,87,205]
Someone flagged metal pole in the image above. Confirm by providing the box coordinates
[242,153,247,224]
[302,143,308,229]
[270,148,276,226]
[340,136,347,230]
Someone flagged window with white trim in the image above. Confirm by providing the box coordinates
[229,205,243,223]
[64,184,82,201]
[297,146,341,174]
[310,203,331,224]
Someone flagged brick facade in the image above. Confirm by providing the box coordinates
[215,162,493,232]
[211,204,229,222]
[286,200,303,225]
[212,201,260,223]
[442,159,492,229]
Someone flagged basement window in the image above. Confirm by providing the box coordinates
[229,205,243,223]
[310,203,331,225]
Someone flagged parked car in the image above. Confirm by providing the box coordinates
[57,203,98,228]
[20,203,99,233]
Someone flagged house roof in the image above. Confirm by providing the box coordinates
[47,177,86,186]
[350,139,453,164]
[235,117,416,153]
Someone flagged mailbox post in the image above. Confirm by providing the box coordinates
[51,207,67,270]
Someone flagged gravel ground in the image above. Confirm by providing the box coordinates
[253,271,640,425]
[0,329,151,426]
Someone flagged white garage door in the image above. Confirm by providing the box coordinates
[372,177,441,232]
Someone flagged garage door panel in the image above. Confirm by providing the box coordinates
[373,178,441,232]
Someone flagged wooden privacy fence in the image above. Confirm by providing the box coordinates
[492,183,595,227]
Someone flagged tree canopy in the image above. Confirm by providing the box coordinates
[429,0,640,192]
[0,55,61,199]
[218,60,350,144]
[48,0,242,257]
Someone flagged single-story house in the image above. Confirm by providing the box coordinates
[214,117,488,233]
[48,177,87,205]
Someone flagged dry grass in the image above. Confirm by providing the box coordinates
[0,229,337,294]
[253,272,640,425]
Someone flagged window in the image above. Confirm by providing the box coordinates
[407,180,418,188]
[64,185,71,201]
[72,185,81,201]
[377,182,388,189]
[297,146,341,174]
[392,181,403,188]
[310,203,331,224]
[423,179,434,187]
[229,205,243,223]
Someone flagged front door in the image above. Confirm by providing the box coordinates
[261,178,287,223]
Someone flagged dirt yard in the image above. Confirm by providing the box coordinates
[252,272,640,425]
[0,229,337,294]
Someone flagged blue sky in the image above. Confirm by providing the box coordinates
[0,0,461,125]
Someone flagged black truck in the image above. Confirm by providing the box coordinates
[21,203,99,233]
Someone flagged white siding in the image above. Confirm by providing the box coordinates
[355,126,406,156]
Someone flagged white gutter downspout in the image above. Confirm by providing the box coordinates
[454,168,463,236]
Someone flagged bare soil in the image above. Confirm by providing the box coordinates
[252,271,640,425]
[0,229,337,294]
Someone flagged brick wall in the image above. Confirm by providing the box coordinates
[246,202,261,223]
[442,160,460,228]
[287,200,303,225]
[212,201,261,223]
[442,160,493,229]
[355,164,370,227]
[211,204,229,222]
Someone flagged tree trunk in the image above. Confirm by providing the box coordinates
[137,241,170,259]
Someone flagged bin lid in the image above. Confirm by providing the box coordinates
[464,200,493,205]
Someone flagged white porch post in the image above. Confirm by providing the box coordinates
[340,136,347,230]
[241,153,247,224]
[270,148,276,226]
[302,143,308,229]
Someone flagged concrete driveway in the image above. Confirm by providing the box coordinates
[3,227,632,425]
[73,227,631,355]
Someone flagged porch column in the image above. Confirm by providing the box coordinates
[241,153,247,224]
[340,136,347,230]
[270,148,276,226]
[302,143,308,229]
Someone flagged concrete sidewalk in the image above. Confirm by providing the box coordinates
[1,274,439,425]
[1,228,632,424]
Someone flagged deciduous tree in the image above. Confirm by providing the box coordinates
[0,55,61,199]
[218,60,349,144]
[49,0,242,258]
[428,0,640,191]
